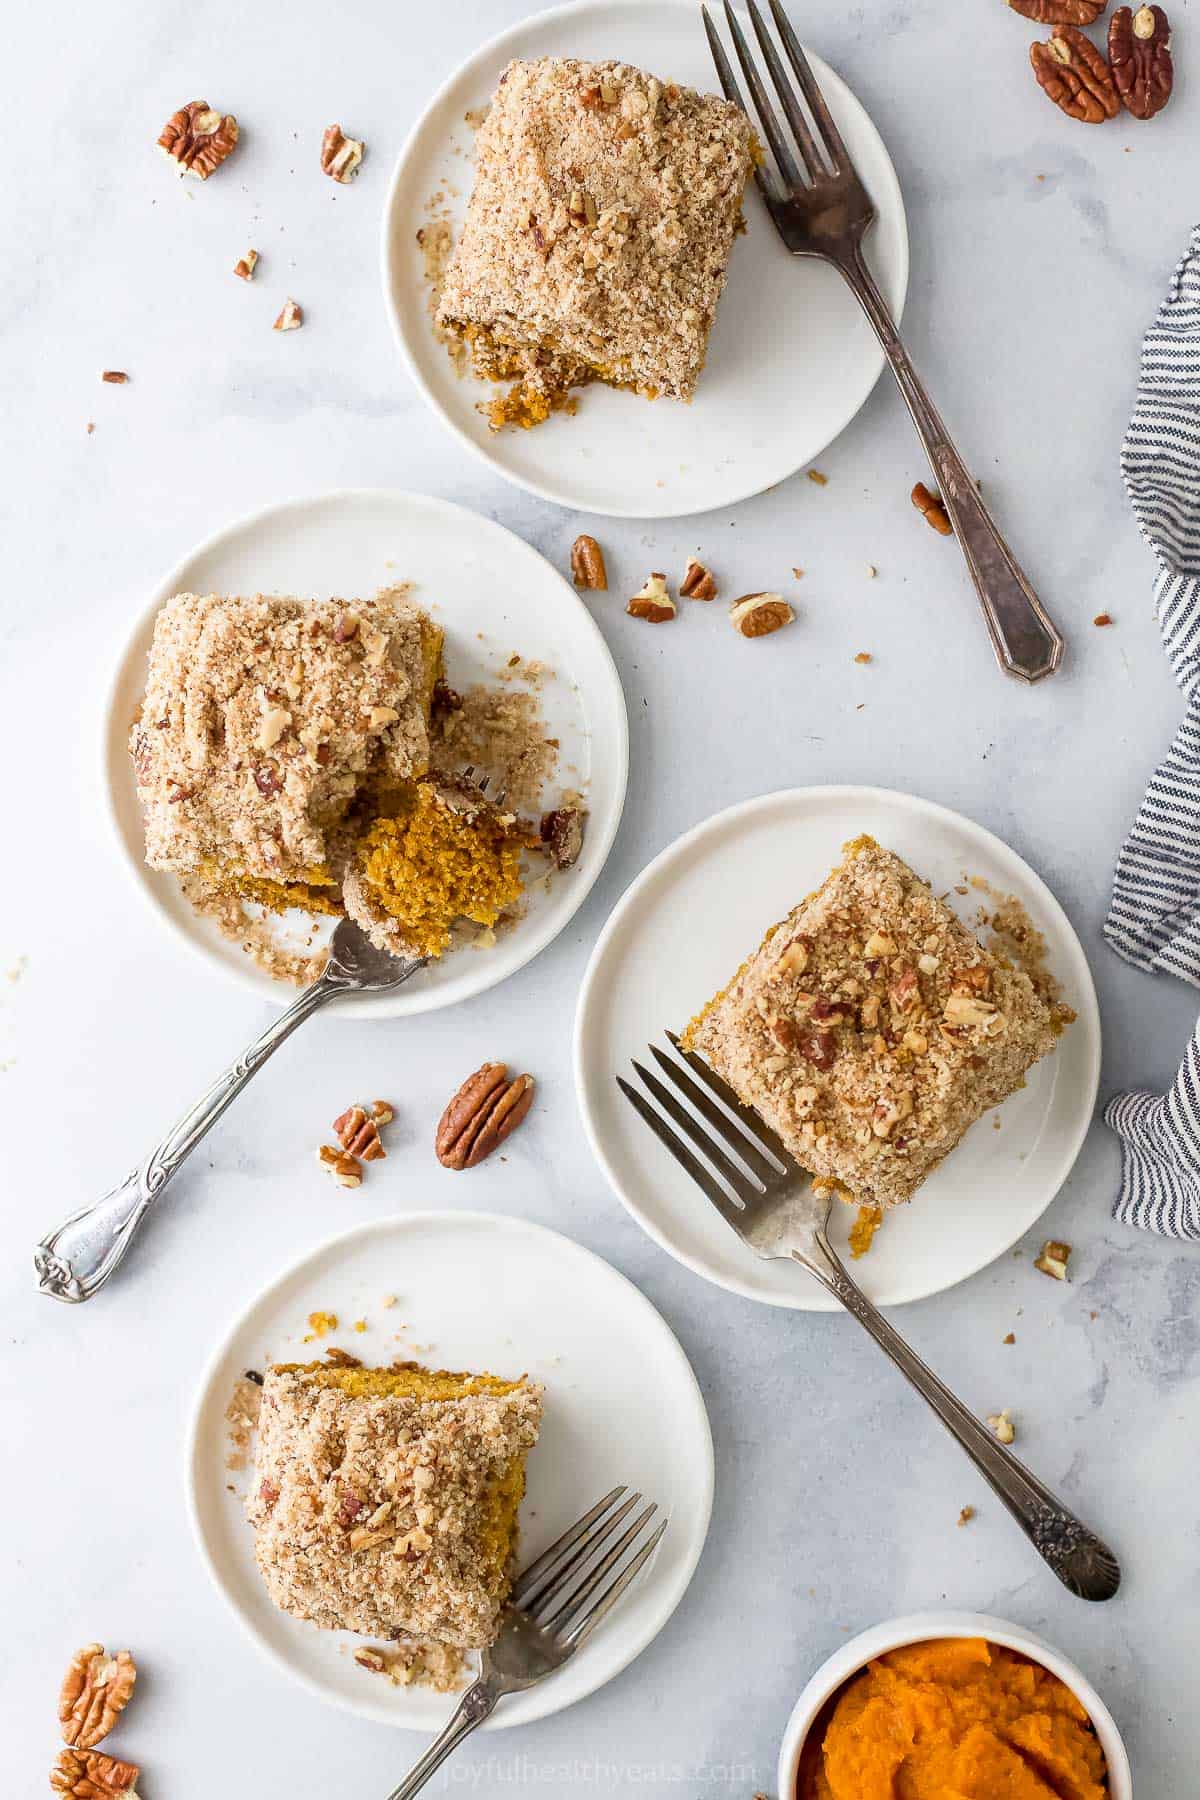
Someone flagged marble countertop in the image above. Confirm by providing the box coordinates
[4,0,1198,1793]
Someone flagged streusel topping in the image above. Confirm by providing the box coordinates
[684,839,1062,1208]
[437,57,753,402]
[132,590,433,883]
[248,1365,543,1649]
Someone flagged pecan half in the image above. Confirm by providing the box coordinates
[158,100,239,178]
[435,1063,535,1169]
[911,481,952,535]
[1109,5,1173,117]
[571,533,608,590]
[539,806,585,870]
[321,123,365,182]
[51,1749,140,1799]
[1030,24,1120,120]
[1007,0,1106,20]
[59,1647,136,1752]
[680,557,718,600]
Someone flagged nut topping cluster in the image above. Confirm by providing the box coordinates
[1012,0,1175,119]
[435,1063,535,1169]
[157,100,240,178]
[318,1100,395,1188]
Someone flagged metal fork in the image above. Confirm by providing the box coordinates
[386,1486,666,1798]
[619,1032,1120,1602]
[705,0,1065,684]
[34,773,488,1303]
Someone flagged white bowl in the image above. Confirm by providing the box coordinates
[777,1611,1132,1799]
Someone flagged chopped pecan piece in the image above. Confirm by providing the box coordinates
[729,592,794,637]
[798,1028,837,1071]
[430,677,463,722]
[158,99,239,177]
[59,1648,136,1751]
[911,481,953,535]
[627,572,675,623]
[539,806,586,869]
[571,533,608,590]
[680,557,718,600]
[889,967,922,1015]
[332,1101,391,1162]
[1109,5,1173,117]
[1035,1237,1072,1279]
[101,371,128,385]
[273,298,303,332]
[436,1063,535,1169]
[1007,0,1105,19]
[321,122,365,182]
[1030,24,1120,120]
[987,1409,1016,1445]
[317,1144,363,1188]
[233,248,259,281]
[51,1749,140,1798]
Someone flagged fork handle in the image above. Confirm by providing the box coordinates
[32,969,341,1303]
[385,1679,498,1799]
[838,248,1064,684]
[792,1233,1120,1601]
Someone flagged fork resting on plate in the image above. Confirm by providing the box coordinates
[386,1486,665,1799]
[620,1030,1120,1602]
[705,0,1064,684]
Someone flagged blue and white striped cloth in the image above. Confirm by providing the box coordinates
[1103,225,1200,1239]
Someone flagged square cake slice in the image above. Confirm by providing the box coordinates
[131,589,443,901]
[436,57,753,418]
[248,1362,543,1649]
[682,837,1064,1209]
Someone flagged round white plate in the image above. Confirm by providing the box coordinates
[187,1212,713,1731]
[382,0,908,518]
[105,489,628,1016]
[575,787,1101,1310]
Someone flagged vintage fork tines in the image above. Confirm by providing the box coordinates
[701,0,1066,684]
[617,1029,1119,1602]
[386,1487,668,1797]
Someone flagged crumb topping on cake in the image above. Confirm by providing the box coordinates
[132,590,438,883]
[436,57,753,406]
[248,1363,543,1649]
[683,838,1063,1208]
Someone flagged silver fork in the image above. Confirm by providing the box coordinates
[619,1032,1120,1602]
[705,0,1065,684]
[386,1486,666,1799]
[33,772,487,1304]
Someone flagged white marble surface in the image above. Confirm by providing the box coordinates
[4,1,1199,1793]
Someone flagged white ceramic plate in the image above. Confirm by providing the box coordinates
[105,489,628,1016]
[575,787,1101,1310]
[187,1212,713,1731]
[382,0,908,518]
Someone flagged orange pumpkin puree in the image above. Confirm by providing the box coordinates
[798,1637,1107,1800]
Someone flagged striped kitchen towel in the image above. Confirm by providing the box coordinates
[1103,224,1200,1238]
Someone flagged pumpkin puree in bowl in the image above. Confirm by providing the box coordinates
[798,1637,1108,1799]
